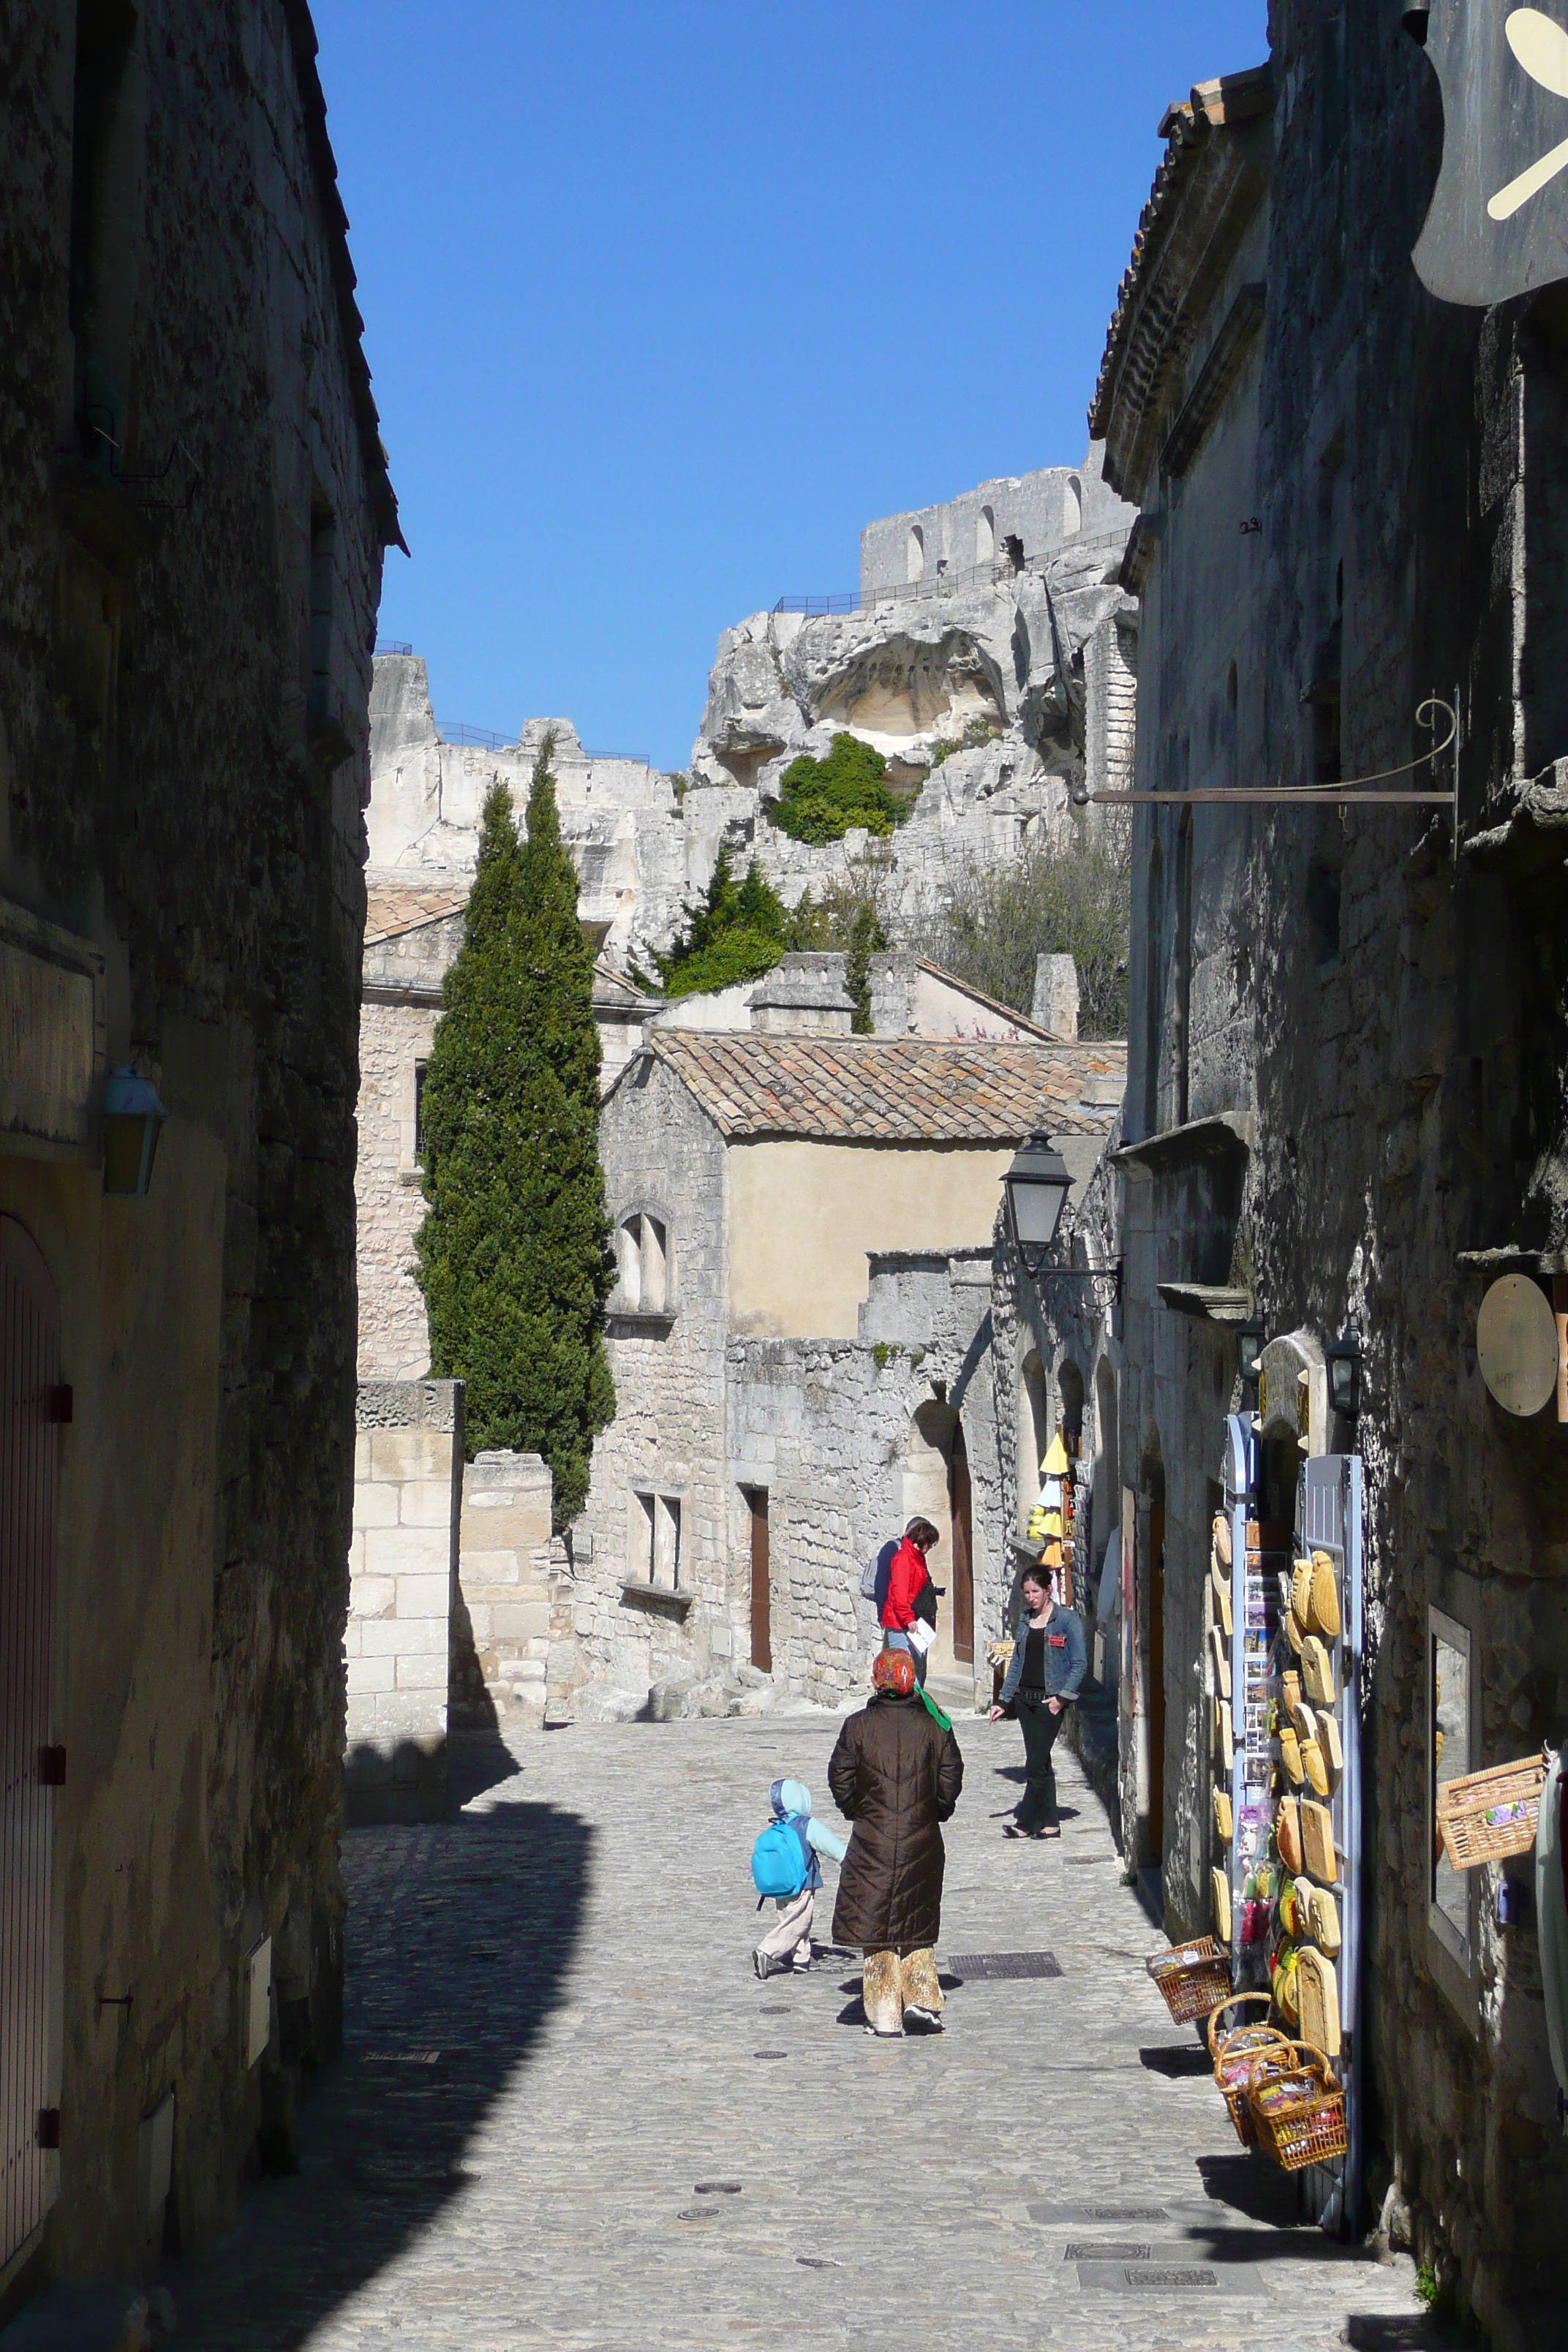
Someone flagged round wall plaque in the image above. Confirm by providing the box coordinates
[1477,1275,1558,1417]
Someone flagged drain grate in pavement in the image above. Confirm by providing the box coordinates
[946,1951,1062,1980]
[753,2049,789,2059]
[797,2257,839,2269]
[1029,2203,1171,2225]
[363,2049,441,2065]
[694,2182,742,2195]
[1063,2242,1151,2262]
[1075,2261,1264,2295]
[758,2005,791,2014]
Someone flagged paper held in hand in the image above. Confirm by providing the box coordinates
[904,1620,935,1656]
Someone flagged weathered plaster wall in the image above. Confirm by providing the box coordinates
[0,0,389,2293]
[725,1139,1020,1339]
[859,445,1134,596]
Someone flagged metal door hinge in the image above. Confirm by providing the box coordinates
[38,1746,66,1786]
[37,2110,60,2149]
[45,1384,72,1423]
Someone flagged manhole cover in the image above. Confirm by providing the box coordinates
[1063,2242,1151,2262]
[676,2206,718,2223]
[694,2182,742,2195]
[945,1951,1062,1980]
[753,2050,789,2060]
[797,2257,839,2269]
[758,2005,790,2014]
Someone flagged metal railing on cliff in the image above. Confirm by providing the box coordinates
[434,720,652,766]
[773,524,1134,621]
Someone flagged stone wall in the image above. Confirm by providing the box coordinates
[355,995,439,1379]
[1095,16,1568,2332]
[347,1384,464,1822]
[569,1056,736,1697]
[859,444,1134,596]
[454,1451,559,1733]
[0,0,393,2297]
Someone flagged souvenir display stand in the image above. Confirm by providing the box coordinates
[1212,1414,1364,2236]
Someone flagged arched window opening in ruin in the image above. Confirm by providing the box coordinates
[1017,1350,1049,1525]
[617,1213,668,1311]
[1056,1359,1085,1460]
[1092,1356,1118,1537]
[1063,475,1082,537]
[907,524,925,582]
[976,505,995,567]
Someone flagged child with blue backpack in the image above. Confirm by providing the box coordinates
[750,1777,847,1979]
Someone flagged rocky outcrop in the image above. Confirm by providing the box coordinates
[364,481,1138,973]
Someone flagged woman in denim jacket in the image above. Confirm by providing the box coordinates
[989,1566,1087,1839]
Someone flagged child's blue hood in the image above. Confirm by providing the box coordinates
[770,1777,812,1818]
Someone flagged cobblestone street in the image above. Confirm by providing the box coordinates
[176,1716,1436,2351]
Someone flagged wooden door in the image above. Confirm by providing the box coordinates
[747,1489,771,1673]
[1,1217,61,2269]
[1147,1499,1165,1863]
[949,1425,973,1665]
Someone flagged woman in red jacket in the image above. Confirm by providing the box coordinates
[880,1515,941,1686]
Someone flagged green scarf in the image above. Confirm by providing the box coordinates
[916,1683,951,1732]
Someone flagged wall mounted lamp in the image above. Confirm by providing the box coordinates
[102,1067,167,1199]
[1237,1312,1267,1390]
[1000,1129,1120,1295]
[1326,1325,1363,1419]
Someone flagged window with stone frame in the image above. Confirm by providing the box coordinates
[616,1212,668,1312]
[630,1489,681,1588]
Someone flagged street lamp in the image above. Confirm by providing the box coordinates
[102,1067,167,1199]
[1326,1326,1363,1419]
[1001,1130,1072,1272]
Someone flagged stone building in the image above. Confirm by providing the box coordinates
[1087,20,1568,2337]
[0,0,394,2312]
[564,1013,1123,1714]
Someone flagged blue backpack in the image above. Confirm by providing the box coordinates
[751,1815,813,1900]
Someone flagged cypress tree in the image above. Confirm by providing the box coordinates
[415,734,614,1528]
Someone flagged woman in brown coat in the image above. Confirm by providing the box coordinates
[828,1646,965,2036]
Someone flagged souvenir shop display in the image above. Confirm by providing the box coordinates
[1025,1424,1085,1606]
[1145,1936,1234,2024]
[1212,1417,1364,2231]
[1434,1748,1550,1867]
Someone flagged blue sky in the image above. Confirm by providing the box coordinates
[317,1,1269,769]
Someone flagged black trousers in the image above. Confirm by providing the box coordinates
[1015,1692,1065,1828]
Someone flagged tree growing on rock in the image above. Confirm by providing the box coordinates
[634,847,794,998]
[415,736,614,1527]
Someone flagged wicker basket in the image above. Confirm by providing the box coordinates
[1246,2046,1347,2172]
[1207,1994,1289,2147]
[1435,1749,1550,1869]
[1145,1937,1233,2024]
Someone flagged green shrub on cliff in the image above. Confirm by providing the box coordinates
[636,847,793,998]
[769,733,910,843]
[415,738,614,1527]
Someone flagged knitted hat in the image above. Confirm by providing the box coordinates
[871,1646,916,1695]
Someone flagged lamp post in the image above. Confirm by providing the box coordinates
[102,1068,167,1199]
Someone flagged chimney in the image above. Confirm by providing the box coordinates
[1032,953,1079,1041]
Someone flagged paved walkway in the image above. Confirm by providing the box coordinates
[175,1711,1437,2351]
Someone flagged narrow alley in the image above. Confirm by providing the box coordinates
[173,1719,1431,2352]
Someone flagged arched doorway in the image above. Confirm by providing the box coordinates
[949,1422,973,1665]
[976,505,995,567]
[907,524,925,582]
[1,1215,62,2269]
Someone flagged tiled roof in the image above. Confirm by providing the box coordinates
[646,1034,1126,1145]
[1088,64,1273,503]
[364,885,467,945]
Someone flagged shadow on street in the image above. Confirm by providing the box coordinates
[173,1796,592,2349]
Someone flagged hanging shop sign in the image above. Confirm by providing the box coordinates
[1409,5,1568,306]
[1477,1273,1561,1414]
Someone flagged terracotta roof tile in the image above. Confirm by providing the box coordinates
[364,885,467,944]
[648,1035,1126,1145]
